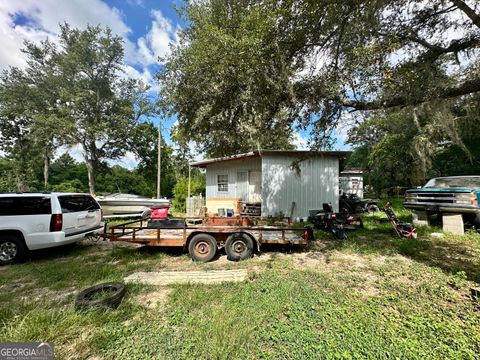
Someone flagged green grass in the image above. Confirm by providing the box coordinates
[0,200,479,359]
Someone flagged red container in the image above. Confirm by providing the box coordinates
[151,206,169,219]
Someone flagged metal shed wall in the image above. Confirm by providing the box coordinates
[205,157,262,199]
[261,154,339,218]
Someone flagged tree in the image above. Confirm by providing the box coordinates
[346,94,480,193]
[128,121,177,198]
[172,171,205,212]
[0,157,15,192]
[96,165,152,196]
[158,1,298,157]
[47,153,89,191]
[22,39,64,189]
[54,24,147,194]
[0,68,40,191]
[0,24,149,193]
[159,0,480,149]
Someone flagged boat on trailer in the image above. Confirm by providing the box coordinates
[96,193,169,218]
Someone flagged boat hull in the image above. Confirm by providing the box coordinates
[96,196,169,216]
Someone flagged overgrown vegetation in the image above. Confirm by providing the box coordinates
[1,203,479,359]
[159,0,480,156]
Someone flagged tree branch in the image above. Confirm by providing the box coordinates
[341,77,480,110]
[450,0,480,29]
[391,32,479,62]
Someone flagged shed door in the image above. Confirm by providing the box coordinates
[248,171,262,203]
[236,171,248,201]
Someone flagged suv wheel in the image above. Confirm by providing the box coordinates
[0,235,27,265]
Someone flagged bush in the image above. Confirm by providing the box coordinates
[172,173,205,213]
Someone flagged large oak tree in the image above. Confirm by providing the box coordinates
[159,0,480,151]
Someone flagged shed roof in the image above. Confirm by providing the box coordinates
[190,150,351,168]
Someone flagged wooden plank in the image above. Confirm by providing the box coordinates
[124,269,248,285]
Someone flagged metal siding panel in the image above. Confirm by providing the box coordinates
[204,158,261,199]
[261,154,339,218]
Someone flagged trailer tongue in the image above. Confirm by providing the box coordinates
[107,217,313,262]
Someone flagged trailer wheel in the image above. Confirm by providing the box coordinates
[225,233,254,261]
[189,234,217,262]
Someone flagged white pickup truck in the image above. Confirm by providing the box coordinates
[0,193,103,265]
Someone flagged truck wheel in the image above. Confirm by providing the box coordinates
[0,235,27,265]
[189,234,217,262]
[225,233,254,261]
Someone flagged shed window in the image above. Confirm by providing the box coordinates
[217,175,228,192]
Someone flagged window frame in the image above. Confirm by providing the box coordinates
[217,174,229,193]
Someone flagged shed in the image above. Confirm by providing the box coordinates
[190,150,349,219]
[339,169,364,198]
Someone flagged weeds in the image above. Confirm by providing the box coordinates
[0,201,479,359]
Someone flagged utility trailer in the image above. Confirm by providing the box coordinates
[107,217,313,262]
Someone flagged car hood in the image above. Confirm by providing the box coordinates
[406,188,474,193]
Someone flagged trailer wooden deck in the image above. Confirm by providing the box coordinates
[107,217,311,262]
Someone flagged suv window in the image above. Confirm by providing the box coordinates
[0,197,52,215]
[58,195,100,213]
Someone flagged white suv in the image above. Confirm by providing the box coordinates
[0,193,104,265]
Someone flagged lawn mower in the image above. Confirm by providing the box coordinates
[339,193,380,214]
[383,202,417,238]
[309,203,364,240]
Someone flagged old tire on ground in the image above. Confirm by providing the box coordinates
[0,235,27,265]
[188,233,217,262]
[74,282,126,311]
[225,232,254,262]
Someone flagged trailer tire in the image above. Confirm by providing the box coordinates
[225,232,254,261]
[189,233,217,262]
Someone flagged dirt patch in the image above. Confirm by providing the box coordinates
[290,251,328,269]
[78,238,142,250]
[0,279,34,293]
[19,286,76,304]
[284,250,383,271]
[135,287,172,309]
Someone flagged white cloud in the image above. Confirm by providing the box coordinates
[0,1,176,169]
[132,9,180,66]
[122,64,160,93]
[107,151,139,170]
[0,1,179,87]
[56,144,84,163]
[0,0,132,71]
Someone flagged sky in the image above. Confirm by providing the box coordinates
[0,0,349,168]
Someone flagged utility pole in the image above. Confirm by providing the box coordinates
[188,165,191,199]
[157,122,161,198]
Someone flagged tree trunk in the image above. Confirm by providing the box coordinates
[15,173,28,192]
[86,158,95,195]
[43,150,50,190]
[82,142,96,195]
